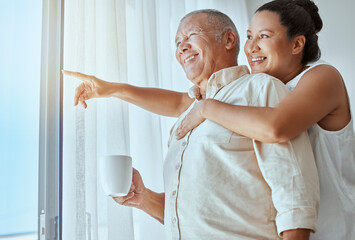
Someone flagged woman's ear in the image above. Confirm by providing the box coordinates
[292,35,306,55]
[224,30,238,50]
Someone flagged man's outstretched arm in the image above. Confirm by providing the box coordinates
[63,70,193,117]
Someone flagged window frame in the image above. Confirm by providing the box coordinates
[38,0,64,239]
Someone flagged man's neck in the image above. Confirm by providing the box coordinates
[199,81,208,99]
[199,63,239,99]
[199,64,238,100]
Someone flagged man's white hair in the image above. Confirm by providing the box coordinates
[180,9,240,62]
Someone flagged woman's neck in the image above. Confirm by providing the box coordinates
[279,64,305,84]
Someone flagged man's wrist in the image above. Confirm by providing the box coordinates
[137,188,165,224]
[110,82,125,98]
[137,187,149,211]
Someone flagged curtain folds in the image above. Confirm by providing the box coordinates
[63,0,248,239]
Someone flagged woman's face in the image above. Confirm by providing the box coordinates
[244,10,299,82]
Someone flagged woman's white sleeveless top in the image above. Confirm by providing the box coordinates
[286,60,355,240]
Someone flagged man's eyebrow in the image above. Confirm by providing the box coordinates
[175,36,180,44]
[175,26,205,44]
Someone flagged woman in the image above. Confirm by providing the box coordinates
[177,4,355,239]
[64,0,355,239]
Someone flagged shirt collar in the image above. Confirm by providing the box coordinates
[206,65,250,99]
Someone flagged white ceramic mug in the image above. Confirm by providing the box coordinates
[99,155,132,197]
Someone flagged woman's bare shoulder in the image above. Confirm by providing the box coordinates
[296,64,345,98]
[302,64,343,84]
[297,63,350,130]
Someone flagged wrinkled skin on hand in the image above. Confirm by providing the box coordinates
[175,100,206,139]
[62,70,113,108]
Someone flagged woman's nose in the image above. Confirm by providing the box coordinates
[245,38,260,54]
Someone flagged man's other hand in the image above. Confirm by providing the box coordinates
[112,168,146,209]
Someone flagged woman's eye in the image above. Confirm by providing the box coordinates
[246,35,252,40]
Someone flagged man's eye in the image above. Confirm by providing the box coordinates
[246,35,252,40]
[260,34,269,39]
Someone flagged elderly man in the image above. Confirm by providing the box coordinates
[64,9,319,240]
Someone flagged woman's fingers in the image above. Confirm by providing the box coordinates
[176,121,189,140]
[176,102,206,139]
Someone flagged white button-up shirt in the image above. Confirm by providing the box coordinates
[163,66,319,240]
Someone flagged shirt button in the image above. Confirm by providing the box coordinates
[182,141,186,147]
[172,190,177,196]
[172,217,176,224]
[217,83,222,88]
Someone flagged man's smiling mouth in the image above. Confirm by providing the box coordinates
[184,54,198,64]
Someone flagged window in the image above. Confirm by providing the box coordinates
[0,0,42,239]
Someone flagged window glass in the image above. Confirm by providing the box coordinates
[0,0,42,236]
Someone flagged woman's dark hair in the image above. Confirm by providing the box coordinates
[257,0,323,65]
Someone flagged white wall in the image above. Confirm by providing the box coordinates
[245,0,355,118]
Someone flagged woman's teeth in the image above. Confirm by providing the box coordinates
[251,57,266,62]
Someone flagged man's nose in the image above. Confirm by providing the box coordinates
[177,40,190,54]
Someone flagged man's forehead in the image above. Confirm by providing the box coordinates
[178,24,203,34]
[175,14,208,40]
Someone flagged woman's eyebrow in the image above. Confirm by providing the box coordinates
[259,28,274,32]
[247,28,274,34]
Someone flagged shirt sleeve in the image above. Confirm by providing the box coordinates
[251,75,320,236]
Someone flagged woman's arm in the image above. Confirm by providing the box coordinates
[63,70,194,117]
[176,65,350,143]
[282,229,310,240]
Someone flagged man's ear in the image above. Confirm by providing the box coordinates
[224,30,238,50]
[292,35,306,55]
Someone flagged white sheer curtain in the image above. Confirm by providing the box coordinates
[62,0,248,239]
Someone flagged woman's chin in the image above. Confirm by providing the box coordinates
[251,69,263,74]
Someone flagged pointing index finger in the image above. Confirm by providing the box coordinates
[62,70,92,82]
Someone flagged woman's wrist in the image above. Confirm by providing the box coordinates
[201,98,214,119]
